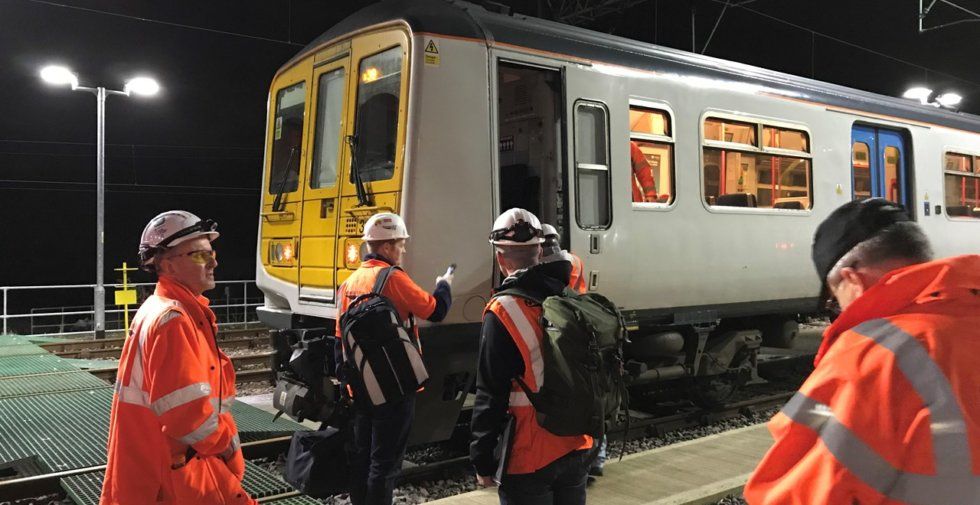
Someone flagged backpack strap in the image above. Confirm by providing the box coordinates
[371,266,401,297]
[492,287,544,306]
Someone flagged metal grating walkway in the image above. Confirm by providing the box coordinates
[231,400,308,442]
[0,354,82,377]
[0,371,108,399]
[61,461,299,504]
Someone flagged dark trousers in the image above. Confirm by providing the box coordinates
[498,449,591,505]
[349,394,415,505]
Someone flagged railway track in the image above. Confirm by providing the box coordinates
[40,327,277,385]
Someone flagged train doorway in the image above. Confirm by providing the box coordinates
[495,61,568,247]
[851,125,912,210]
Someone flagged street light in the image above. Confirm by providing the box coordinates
[39,65,160,338]
[901,86,963,110]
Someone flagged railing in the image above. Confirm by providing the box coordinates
[1,280,263,337]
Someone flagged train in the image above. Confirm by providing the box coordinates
[254,0,980,443]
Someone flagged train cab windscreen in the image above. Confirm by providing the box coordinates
[496,62,567,243]
[353,46,402,183]
[269,82,306,195]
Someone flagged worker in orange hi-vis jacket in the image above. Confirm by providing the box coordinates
[630,141,658,203]
[744,198,980,505]
[100,211,255,505]
[540,224,586,295]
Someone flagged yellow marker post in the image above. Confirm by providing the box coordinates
[113,262,138,333]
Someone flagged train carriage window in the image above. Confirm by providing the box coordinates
[268,82,305,194]
[352,46,402,183]
[703,117,811,210]
[629,105,674,205]
[704,118,757,146]
[311,68,345,189]
[852,142,872,201]
[575,101,611,229]
[944,152,980,219]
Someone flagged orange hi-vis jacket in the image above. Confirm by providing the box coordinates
[486,294,593,475]
[630,141,658,202]
[333,257,438,340]
[744,255,980,505]
[567,252,586,294]
[100,277,254,505]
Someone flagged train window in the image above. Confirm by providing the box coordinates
[704,118,757,146]
[311,68,345,189]
[575,101,611,229]
[268,82,305,194]
[352,46,402,183]
[703,117,811,210]
[883,146,902,203]
[944,152,980,219]
[629,105,674,205]
[764,127,809,152]
[852,141,872,201]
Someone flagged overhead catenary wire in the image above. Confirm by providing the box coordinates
[19,0,304,47]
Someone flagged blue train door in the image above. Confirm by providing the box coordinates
[851,125,911,209]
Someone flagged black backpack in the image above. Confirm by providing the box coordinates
[493,287,629,438]
[339,266,429,406]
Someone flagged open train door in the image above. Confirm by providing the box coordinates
[851,125,914,214]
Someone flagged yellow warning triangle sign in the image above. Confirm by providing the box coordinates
[425,40,439,54]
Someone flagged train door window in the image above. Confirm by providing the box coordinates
[883,146,902,203]
[496,62,566,239]
[852,141,872,200]
[629,104,674,205]
[702,116,811,210]
[944,152,980,219]
[269,82,306,194]
[352,46,401,183]
[310,68,345,188]
[574,101,611,228]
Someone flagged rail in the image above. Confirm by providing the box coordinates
[1,280,263,336]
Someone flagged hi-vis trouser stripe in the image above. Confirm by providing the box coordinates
[496,296,543,408]
[781,319,979,504]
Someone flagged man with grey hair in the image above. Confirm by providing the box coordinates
[745,198,980,504]
[471,208,593,505]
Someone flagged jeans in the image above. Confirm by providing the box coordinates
[498,449,590,505]
[349,395,415,505]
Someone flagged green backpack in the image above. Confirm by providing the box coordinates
[494,287,629,438]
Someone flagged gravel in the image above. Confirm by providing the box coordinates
[715,494,748,505]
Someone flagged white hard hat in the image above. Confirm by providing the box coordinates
[541,223,559,239]
[362,212,410,241]
[139,210,219,270]
[489,208,544,245]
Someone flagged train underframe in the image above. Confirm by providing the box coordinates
[264,308,804,445]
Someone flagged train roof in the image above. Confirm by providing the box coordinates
[288,0,980,135]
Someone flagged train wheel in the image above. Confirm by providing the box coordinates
[761,317,799,349]
[690,348,753,409]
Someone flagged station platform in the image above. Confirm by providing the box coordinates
[426,423,772,505]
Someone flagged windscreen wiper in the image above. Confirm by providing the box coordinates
[346,135,372,207]
[271,146,298,212]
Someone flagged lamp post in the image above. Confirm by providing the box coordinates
[40,65,159,338]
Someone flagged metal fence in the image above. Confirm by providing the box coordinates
[1,280,262,337]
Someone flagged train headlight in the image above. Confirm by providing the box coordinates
[269,239,297,266]
[344,240,364,269]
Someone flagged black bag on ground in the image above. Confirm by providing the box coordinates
[493,287,629,438]
[284,424,350,497]
[339,266,429,407]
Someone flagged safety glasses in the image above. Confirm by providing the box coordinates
[181,249,217,265]
[488,220,541,244]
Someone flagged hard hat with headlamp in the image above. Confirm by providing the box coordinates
[362,212,410,241]
[489,208,544,245]
[139,210,219,271]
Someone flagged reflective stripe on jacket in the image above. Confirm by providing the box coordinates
[568,253,587,294]
[487,294,592,475]
[100,277,254,505]
[745,255,980,505]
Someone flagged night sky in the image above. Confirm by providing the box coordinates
[1,0,977,292]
